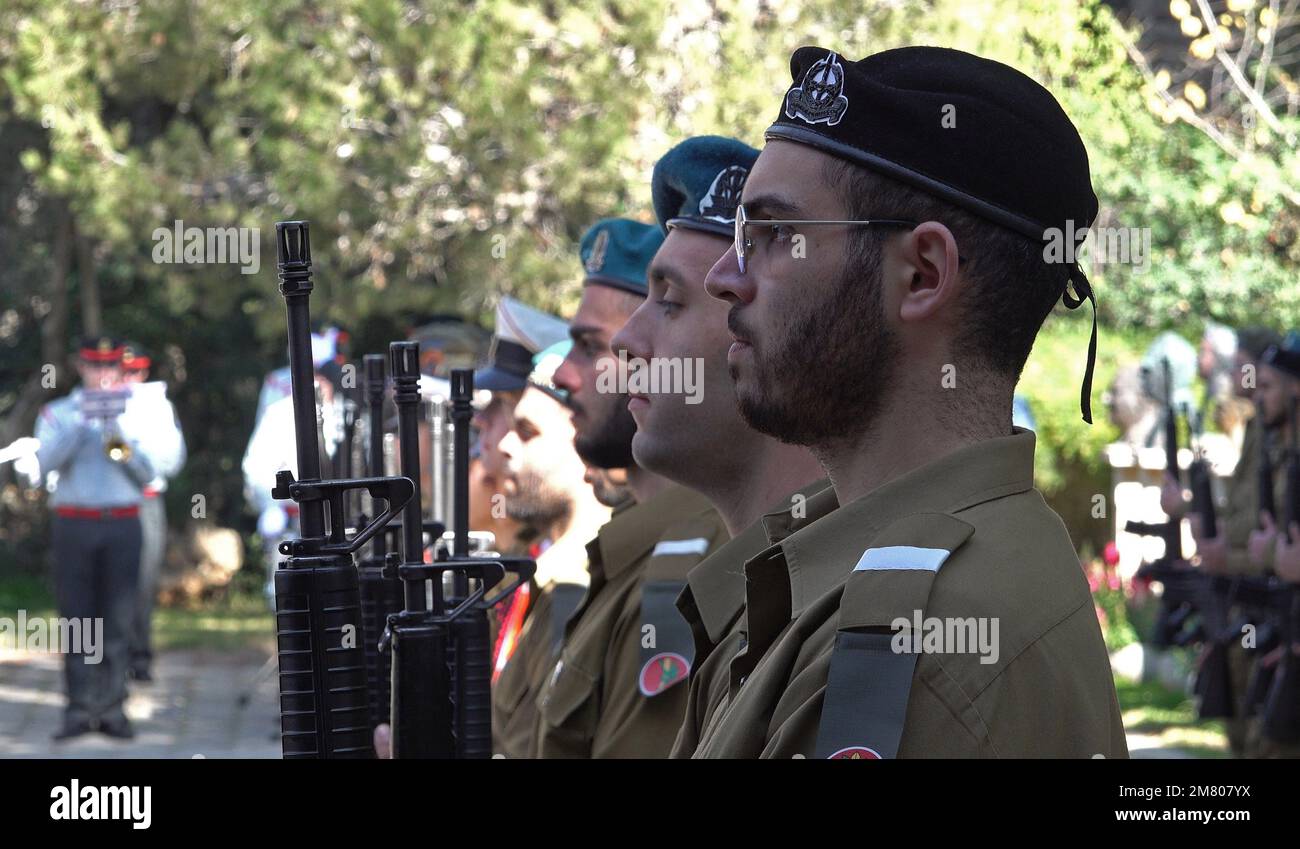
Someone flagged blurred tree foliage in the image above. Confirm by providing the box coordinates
[0,0,1296,571]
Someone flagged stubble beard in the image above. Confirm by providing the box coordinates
[732,244,899,448]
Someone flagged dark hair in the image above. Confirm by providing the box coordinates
[1237,326,1282,362]
[822,158,1069,381]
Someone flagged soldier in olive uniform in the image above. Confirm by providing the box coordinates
[694,46,1127,758]
[1162,327,1278,569]
[528,218,731,758]
[486,340,611,759]
[602,135,828,757]
[678,484,840,753]
[1240,336,1300,758]
[1159,326,1279,757]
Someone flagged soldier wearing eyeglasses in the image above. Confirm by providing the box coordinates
[692,46,1127,758]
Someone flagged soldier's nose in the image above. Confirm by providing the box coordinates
[498,429,520,459]
[553,355,579,395]
[611,309,648,364]
[705,246,752,305]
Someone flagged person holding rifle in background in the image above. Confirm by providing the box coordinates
[1247,334,1300,758]
[1155,327,1280,756]
[1160,326,1280,576]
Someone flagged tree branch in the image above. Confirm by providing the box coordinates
[1195,0,1288,134]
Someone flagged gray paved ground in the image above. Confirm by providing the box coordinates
[0,648,281,758]
[1125,732,1195,759]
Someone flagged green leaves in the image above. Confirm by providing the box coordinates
[0,0,1295,549]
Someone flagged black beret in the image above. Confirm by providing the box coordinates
[1237,326,1282,362]
[1262,332,1300,381]
[768,46,1098,241]
[768,45,1101,422]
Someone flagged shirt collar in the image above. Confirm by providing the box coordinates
[759,428,1037,621]
[761,482,839,543]
[683,479,835,646]
[590,483,715,583]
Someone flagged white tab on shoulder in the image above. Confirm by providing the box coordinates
[652,537,710,557]
[852,545,951,573]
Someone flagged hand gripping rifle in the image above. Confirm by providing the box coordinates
[270,221,414,758]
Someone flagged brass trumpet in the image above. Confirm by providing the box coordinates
[80,387,133,463]
[105,435,132,462]
[104,423,132,463]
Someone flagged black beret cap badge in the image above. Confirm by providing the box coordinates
[784,51,849,127]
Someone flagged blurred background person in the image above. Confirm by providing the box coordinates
[502,342,611,576]
[252,325,348,427]
[119,342,187,683]
[1162,326,1281,566]
[472,296,569,557]
[1200,322,1246,440]
[242,357,344,601]
[33,337,169,741]
[1240,334,1300,758]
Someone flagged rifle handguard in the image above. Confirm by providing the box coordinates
[273,472,414,557]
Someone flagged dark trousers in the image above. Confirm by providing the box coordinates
[51,514,141,724]
[130,495,166,672]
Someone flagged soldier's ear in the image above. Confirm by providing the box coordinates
[896,221,960,325]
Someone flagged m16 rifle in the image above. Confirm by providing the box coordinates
[269,221,414,758]
[1128,358,1203,647]
[355,354,405,732]
[1187,408,1217,543]
[384,356,535,757]
[1185,407,1233,718]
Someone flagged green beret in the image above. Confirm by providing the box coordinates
[652,136,760,237]
[579,218,664,298]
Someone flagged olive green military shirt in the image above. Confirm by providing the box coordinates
[670,480,836,759]
[1222,415,1262,552]
[492,578,587,758]
[694,429,1129,759]
[536,484,728,758]
[1222,417,1284,575]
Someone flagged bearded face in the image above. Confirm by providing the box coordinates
[571,388,637,469]
[729,234,899,447]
